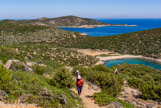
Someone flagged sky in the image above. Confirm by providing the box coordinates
[0,0,161,19]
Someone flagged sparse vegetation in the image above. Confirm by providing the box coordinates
[0,65,82,107]
[51,67,74,88]
[93,92,134,108]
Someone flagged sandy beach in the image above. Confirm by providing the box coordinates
[97,55,143,61]
[57,24,137,29]
[76,49,118,57]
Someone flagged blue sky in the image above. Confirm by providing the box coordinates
[0,0,161,19]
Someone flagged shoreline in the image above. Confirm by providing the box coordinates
[96,55,161,65]
[57,24,137,29]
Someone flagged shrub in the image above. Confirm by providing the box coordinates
[0,47,24,63]
[128,78,161,101]
[93,92,134,108]
[51,67,74,88]
[0,65,14,93]
[32,65,45,75]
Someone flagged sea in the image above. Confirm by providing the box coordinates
[104,58,161,70]
[60,19,161,70]
[60,19,161,36]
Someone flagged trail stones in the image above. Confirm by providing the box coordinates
[106,102,123,108]
[0,60,2,65]
[0,90,8,101]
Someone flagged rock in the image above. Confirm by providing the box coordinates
[106,104,115,108]
[5,59,32,72]
[111,102,123,108]
[0,90,8,101]
[19,94,31,103]
[26,62,37,68]
[38,88,53,100]
[58,97,67,104]
[86,81,100,92]
[70,91,78,100]
[146,104,155,108]
[106,102,123,108]
[65,66,73,72]
[0,60,2,65]
[57,94,67,105]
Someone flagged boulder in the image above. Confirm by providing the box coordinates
[38,88,53,100]
[106,102,123,108]
[0,90,8,101]
[70,91,78,100]
[5,59,32,72]
[19,94,31,103]
[146,104,155,108]
[65,66,73,73]
[26,62,37,68]
[58,94,67,105]
[0,60,2,65]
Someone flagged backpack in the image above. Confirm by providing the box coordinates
[77,79,84,86]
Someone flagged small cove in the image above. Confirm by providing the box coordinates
[104,58,161,70]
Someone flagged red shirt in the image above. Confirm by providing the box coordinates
[77,79,83,86]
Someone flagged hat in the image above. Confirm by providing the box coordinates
[77,75,81,79]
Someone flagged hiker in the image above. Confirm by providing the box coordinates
[75,70,80,79]
[76,75,84,96]
[114,68,118,74]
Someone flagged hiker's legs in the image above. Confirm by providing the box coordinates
[79,86,82,95]
[77,85,82,96]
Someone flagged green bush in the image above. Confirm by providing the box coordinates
[10,70,81,107]
[113,63,161,101]
[93,92,134,108]
[32,65,45,75]
[0,47,24,63]
[128,78,161,101]
[51,67,74,88]
[0,65,14,93]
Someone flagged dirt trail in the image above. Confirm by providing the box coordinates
[72,80,106,108]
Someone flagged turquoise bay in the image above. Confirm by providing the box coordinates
[104,58,161,70]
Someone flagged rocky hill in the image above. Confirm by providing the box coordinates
[19,16,108,27]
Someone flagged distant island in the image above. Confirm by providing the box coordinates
[2,15,137,28]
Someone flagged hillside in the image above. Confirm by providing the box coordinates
[52,28,161,58]
[19,16,108,27]
[0,19,160,58]
[0,22,83,45]
[0,20,160,58]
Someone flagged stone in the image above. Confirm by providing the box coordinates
[0,90,8,101]
[19,94,31,103]
[106,104,115,108]
[38,88,53,100]
[146,104,155,108]
[57,94,67,105]
[26,62,37,68]
[5,59,32,72]
[65,66,73,72]
[70,91,78,100]
[0,60,2,65]
[106,102,123,108]
[111,102,123,108]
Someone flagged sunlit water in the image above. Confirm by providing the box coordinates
[60,19,161,36]
[104,58,161,70]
